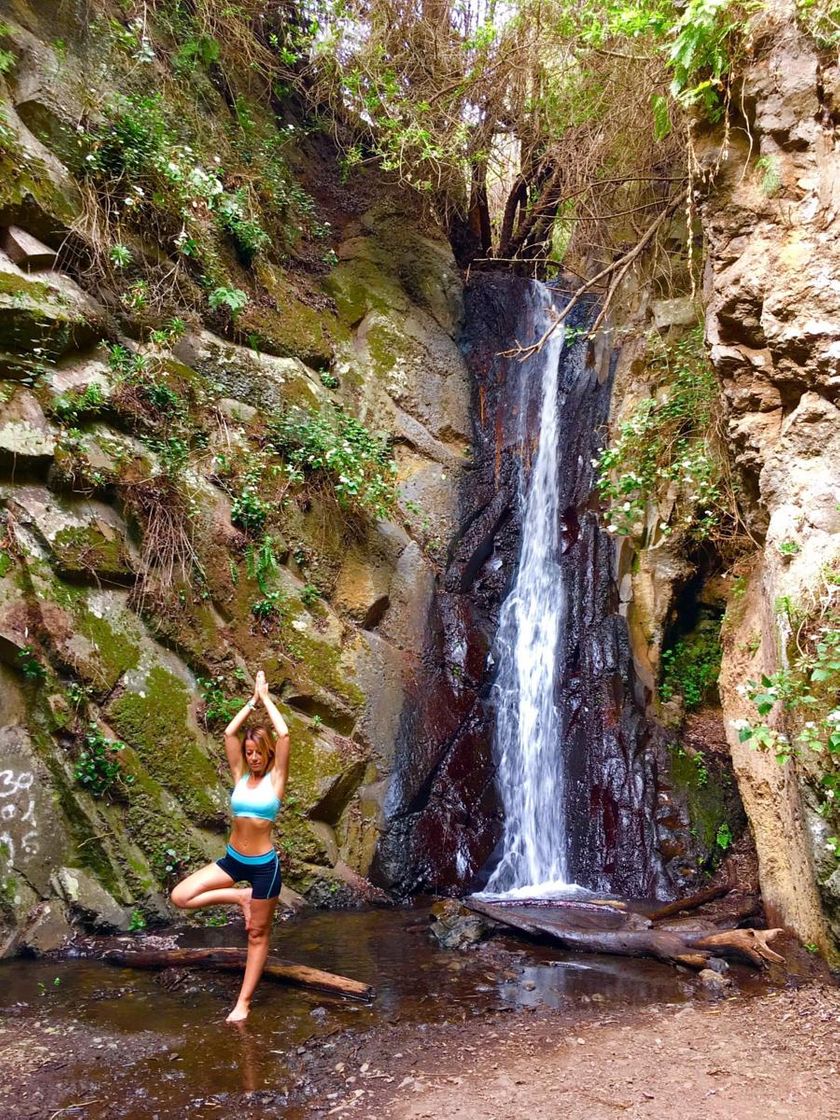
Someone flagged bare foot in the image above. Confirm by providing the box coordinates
[239,888,253,930]
[226,1002,250,1023]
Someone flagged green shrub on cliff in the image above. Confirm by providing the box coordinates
[270,407,398,522]
[596,327,744,547]
[735,597,840,861]
[660,619,723,709]
[75,725,132,799]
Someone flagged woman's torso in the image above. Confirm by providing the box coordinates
[229,772,281,856]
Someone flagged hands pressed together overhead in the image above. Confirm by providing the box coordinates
[252,669,270,706]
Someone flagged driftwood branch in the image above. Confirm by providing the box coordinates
[63,944,374,1002]
[464,898,784,972]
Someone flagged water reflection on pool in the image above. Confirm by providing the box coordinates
[0,906,697,1119]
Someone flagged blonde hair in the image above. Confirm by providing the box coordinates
[241,726,275,774]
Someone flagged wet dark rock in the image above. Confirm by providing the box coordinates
[429,899,489,949]
[697,968,733,998]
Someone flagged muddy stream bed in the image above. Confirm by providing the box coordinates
[0,906,778,1119]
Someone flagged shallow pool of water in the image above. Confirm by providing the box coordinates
[0,906,699,1119]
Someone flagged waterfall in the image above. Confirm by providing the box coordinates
[482,283,576,898]
[376,272,670,901]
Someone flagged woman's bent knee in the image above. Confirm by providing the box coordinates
[170,884,189,908]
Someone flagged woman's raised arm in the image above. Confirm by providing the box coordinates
[256,673,290,799]
[223,683,258,780]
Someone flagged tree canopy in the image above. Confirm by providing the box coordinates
[301,0,750,271]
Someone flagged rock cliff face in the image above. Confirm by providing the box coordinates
[0,2,470,951]
[698,7,840,954]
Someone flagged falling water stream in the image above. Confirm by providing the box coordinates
[483,286,575,898]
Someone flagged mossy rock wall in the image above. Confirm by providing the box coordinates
[0,1,469,951]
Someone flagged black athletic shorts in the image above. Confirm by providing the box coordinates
[216,844,282,900]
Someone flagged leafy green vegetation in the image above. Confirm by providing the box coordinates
[16,646,46,682]
[231,485,269,535]
[735,607,840,861]
[128,907,147,932]
[661,616,723,710]
[208,286,249,317]
[270,406,398,521]
[597,327,742,546]
[308,0,755,280]
[756,154,782,197]
[797,0,840,47]
[197,675,244,728]
[245,535,279,593]
[715,820,733,851]
[52,383,106,424]
[75,725,132,798]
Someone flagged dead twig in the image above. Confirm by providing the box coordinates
[503,189,689,360]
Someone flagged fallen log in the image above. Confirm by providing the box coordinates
[464,897,784,971]
[647,881,733,922]
[68,945,374,1002]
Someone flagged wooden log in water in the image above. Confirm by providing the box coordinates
[464,898,784,971]
[90,946,374,1001]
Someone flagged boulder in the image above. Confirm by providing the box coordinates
[0,254,99,378]
[1,226,57,271]
[0,386,55,472]
[50,866,132,933]
[0,727,71,899]
[176,328,327,413]
[429,899,488,949]
[3,486,137,584]
[18,900,73,954]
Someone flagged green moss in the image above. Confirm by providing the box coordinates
[276,812,333,867]
[363,316,418,382]
[122,783,213,888]
[238,296,339,370]
[0,269,90,371]
[0,272,52,301]
[284,713,363,811]
[322,257,407,327]
[107,665,221,822]
[670,746,731,855]
[43,750,124,895]
[0,551,11,578]
[77,609,141,689]
[289,629,365,712]
[51,525,134,580]
[0,137,81,225]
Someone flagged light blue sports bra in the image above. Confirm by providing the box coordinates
[231,772,281,822]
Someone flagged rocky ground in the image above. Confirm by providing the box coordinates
[295,983,840,1120]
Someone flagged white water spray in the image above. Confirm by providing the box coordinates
[481,284,580,899]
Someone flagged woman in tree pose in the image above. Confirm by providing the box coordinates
[171,669,290,1022]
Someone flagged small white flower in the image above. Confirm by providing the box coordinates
[730,718,750,731]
